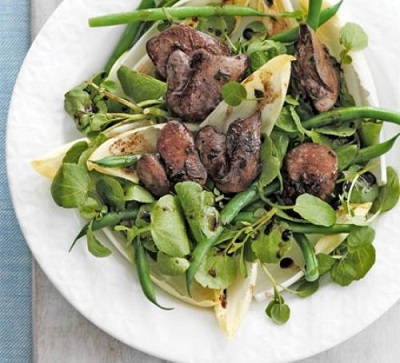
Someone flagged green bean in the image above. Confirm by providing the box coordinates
[353,133,400,164]
[233,213,356,234]
[270,0,343,42]
[186,181,280,293]
[284,221,355,234]
[294,233,319,282]
[70,208,139,251]
[306,0,323,31]
[134,239,172,310]
[90,154,144,168]
[302,106,400,129]
[89,6,268,27]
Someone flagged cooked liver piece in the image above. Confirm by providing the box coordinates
[195,125,227,180]
[196,111,262,194]
[136,154,170,197]
[282,143,338,204]
[157,120,207,186]
[146,25,231,79]
[292,24,340,113]
[166,49,249,122]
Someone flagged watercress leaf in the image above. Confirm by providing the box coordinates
[51,163,90,208]
[101,79,118,93]
[331,244,375,286]
[194,247,236,289]
[64,83,92,119]
[78,197,103,219]
[117,65,167,103]
[175,181,220,242]
[372,167,400,213]
[248,40,286,72]
[96,176,126,212]
[63,141,89,164]
[124,184,155,203]
[289,106,308,136]
[221,81,247,107]
[346,226,375,251]
[340,22,368,51]
[156,251,189,276]
[293,194,336,227]
[258,135,280,189]
[315,124,356,137]
[309,129,334,148]
[250,51,270,72]
[265,299,275,318]
[316,253,336,275]
[347,174,379,204]
[296,279,319,298]
[335,144,358,171]
[86,225,112,257]
[90,113,111,131]
[269,301,290,325]
[275,106,298,133]
[198,16,234,39]
[270,130,289,163]
[252,228,291,264]
[151,195,190,257]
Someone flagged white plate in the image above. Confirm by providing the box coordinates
[6,0,400,362]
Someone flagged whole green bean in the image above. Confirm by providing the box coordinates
[90,154,144,168]
[233,214,356,234]
[134,239,172,310]
[284,221,354,234]
[294,233,319,282]
[270,0,343,42]
[353,133,400,164]
[302,106,400,129]
[306,0,323,31]
[89,6,268,27]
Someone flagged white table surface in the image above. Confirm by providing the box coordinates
[32,1,400,362]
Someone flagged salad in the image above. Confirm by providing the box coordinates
[32,0,400,337]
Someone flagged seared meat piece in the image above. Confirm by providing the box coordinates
[282,143,338,204]
[292,24,340,113]
[166,49,249,122]
[216,111,262,193]
[195,126,227,180]
[157,120,207,186]
[136,154,170,197]
[196,111,262,194]
[146,25,231,79]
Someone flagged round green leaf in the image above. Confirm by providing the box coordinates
[195,247,236,289]
[293,194,336,227]
[151,195,190,257]
[221,81,247,107]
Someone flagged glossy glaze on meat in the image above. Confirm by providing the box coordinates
[157,120,207,186]
[136,154,170,197]
[282,143,338,204]
[292,24,340,113]
[146,25,231,79]
[196,111,262,193]
[166,49,249,122]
